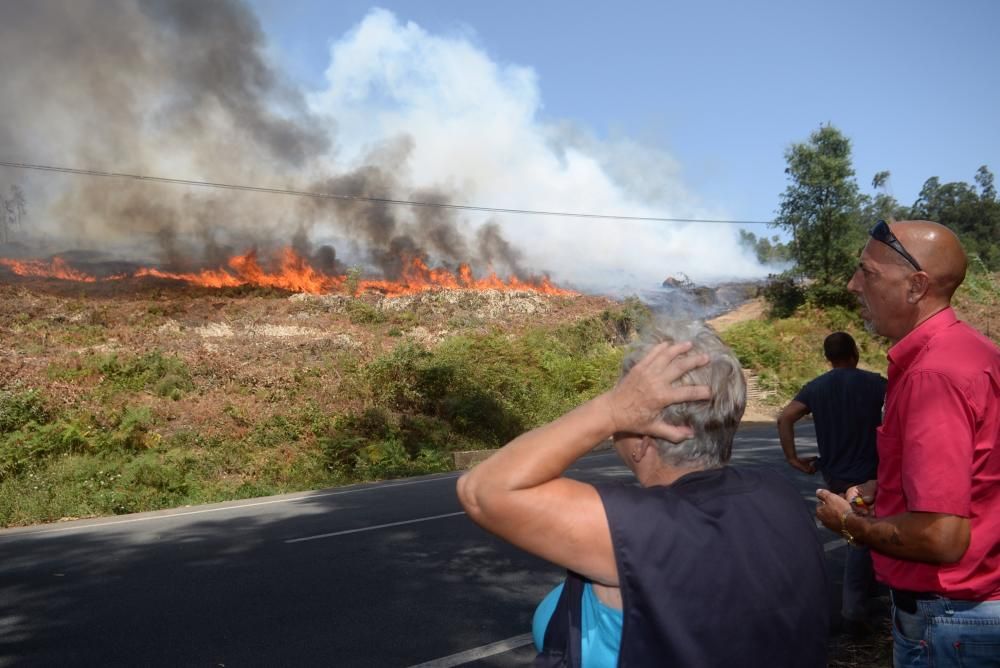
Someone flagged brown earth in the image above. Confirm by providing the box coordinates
[0,278,622,446]
[0,278,776,443]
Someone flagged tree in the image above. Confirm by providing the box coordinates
[975,165,996,202]
[773,124,864,285]
[910,167,1000,269]
[859,170,908,226]
[739,229,791,265]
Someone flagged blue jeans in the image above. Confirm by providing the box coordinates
[892,595,1000,667]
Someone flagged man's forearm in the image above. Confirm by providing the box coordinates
[777,417,798,461]
[846,510,971,564]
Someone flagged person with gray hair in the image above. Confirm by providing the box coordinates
[457,321,829,667]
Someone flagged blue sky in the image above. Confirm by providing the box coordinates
[249,0,999,228]
[3,1,995,291]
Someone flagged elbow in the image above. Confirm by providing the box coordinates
[927,518,972,564]
[936,532,971,564]
[456,471,486,524]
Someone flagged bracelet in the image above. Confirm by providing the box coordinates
[840,510,857,547]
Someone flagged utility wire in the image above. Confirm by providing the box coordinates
[0,159,774,225]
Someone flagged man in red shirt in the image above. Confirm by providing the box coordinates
[815,220,1000,668]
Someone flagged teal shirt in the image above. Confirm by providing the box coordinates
[532,581,623,668]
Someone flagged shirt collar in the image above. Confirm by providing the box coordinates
[887,307,957,371]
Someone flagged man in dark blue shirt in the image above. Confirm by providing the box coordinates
[778,331,886,631]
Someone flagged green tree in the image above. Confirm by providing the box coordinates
[773,125,864,284]
[859,170,909,226]
[910,167,1000,269]
[739,229,791,265]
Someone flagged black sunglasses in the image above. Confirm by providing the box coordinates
[869,220,922,271]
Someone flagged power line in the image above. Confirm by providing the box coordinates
[0,159,775,225]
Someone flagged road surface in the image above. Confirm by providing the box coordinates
[0,423,845,667]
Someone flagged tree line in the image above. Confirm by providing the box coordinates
[739,124,998,315]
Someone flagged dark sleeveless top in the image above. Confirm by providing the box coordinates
[537,466,829,667]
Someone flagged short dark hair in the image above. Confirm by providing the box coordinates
[823,331,859,363]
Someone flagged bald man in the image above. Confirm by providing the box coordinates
[815,220,1000,668]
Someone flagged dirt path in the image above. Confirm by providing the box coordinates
[708,298,776,426]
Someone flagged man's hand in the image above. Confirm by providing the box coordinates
[787,455,818,475]
[815,488,853,533]
[845,480,877,516]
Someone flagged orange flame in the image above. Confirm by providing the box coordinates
[0,257,98,282]
[0,248,575,296]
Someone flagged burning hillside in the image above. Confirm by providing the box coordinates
[0,248,574,297]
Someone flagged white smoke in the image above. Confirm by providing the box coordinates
[308,8,766,292]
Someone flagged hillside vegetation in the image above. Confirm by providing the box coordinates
[0,283,646,526]
[1,267,996,528]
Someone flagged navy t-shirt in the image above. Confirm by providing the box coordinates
[795,367,886,484]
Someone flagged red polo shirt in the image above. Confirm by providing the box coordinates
[873,307,1000,600]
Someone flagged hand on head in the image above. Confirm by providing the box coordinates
[608,341,711,443]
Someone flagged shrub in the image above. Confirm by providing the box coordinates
[803,283,858,310]
[318,409,453,480]
[0,386,50,434]
[600,296,651,343]
[346,299,386,325]
[761,274,805,318]
[101,406,154,453]
[98,350,194,397]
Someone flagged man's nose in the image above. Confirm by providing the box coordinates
[847,269,861,293]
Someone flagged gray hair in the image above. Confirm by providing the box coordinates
[620,320,746,469]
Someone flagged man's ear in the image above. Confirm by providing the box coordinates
[907,271,930,303]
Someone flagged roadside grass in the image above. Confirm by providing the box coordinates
[722,305,889,404]
[0,302,640,527]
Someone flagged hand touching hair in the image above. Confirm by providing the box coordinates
[620,321,746,468]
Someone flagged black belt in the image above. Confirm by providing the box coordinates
[891,588,939,614]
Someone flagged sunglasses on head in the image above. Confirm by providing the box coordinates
[869,220,922,271]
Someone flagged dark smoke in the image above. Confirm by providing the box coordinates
[0,0,536,283]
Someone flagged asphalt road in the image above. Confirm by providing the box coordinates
[0,423,843,667]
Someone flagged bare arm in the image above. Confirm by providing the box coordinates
[816,489,970,563]
[777,400,816,474]
[457,342,710,586]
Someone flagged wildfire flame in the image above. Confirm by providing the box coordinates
[0,248,575,296]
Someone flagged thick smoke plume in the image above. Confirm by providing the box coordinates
[0,1,766,290]
[0,0,526,281]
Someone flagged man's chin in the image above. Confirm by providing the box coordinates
[862,318,878,336]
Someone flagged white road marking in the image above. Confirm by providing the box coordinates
[286,511,467,543]
[0,474,461,539]
[406,633,534,667]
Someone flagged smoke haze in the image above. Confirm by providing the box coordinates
[0,1,766,291]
